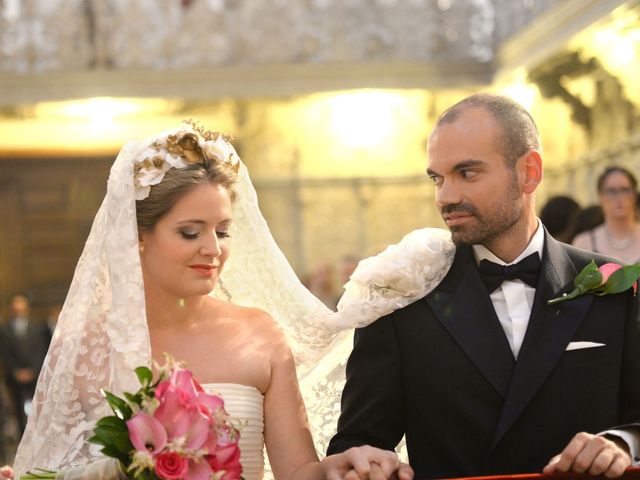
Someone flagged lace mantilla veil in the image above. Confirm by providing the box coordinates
[13,125,455,477]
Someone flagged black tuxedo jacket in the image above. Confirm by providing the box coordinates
[327,233,640,478]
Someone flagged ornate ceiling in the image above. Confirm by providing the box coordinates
[0,0,572,104]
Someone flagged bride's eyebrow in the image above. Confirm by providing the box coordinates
[176,219,206,225]
[176,218,233,226]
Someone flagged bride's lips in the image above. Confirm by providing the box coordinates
[189,264,217,277]
[442,212,475,227]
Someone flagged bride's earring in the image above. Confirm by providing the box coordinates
[139,245,145,254]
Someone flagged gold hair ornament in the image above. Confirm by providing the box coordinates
[133,121,240,200]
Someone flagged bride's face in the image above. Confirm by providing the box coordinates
[139,181,232,298]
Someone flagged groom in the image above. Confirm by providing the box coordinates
[327,93,640,478]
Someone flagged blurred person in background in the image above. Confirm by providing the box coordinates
[306,262,338,310]
[539,195,581,243]
[0,295,49,433]
[0,360,20,464]
[338,255,359,286]
[572,204,604,239]
[573,166,640,263]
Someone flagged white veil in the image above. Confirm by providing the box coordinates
[13,125,455,477]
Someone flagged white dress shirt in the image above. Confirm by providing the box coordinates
[12,316,29,337]
[472,221,544,359]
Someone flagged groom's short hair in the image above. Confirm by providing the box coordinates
[436,93,541,168]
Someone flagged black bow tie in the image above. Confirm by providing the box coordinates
[478,253,541,293]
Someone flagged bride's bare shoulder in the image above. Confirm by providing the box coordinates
[203,297,286,342]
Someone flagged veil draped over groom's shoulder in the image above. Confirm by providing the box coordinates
[184,154,456,455]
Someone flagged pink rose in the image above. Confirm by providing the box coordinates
[155,451,189,480]
[153,389,210,449]
[599,262,638,294]
[194,392,225,418]
[207,444,242,480]
[193,378,205,393]
[170,368,199,400]
[186,458,213,480]
[155,368,199,403]
[598,263,622,283]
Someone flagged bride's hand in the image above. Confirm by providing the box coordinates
[322,446,414,480]
[0,465,13,479]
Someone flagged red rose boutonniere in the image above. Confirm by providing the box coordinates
[548,261,640,305]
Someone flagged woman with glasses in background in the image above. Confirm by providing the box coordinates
[573,166,640,263]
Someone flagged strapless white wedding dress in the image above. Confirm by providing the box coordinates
[203,383,265,480]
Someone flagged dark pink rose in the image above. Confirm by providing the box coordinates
[155,451,189,480]
[208,444,242,480]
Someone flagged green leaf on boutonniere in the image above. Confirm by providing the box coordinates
[573,260,602,291]
[597,264,640,295]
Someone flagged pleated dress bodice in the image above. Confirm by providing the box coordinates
[202,383,265,480]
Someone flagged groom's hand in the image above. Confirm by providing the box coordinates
[347,460,413,480]
[365,461,414,480]
[543,432,631,478]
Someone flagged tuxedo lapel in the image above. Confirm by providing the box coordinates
[427,246,515,398]
[492,233,593,446]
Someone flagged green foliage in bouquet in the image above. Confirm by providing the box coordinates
[88,367,156,477]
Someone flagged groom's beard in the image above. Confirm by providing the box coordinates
[441,180,522,247]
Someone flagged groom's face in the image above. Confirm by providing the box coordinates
[427,107,523,246]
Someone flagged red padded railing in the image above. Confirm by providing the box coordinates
[439,468,640,480]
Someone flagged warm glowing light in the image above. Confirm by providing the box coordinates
[610,36,636,65]
[61,98,142,128]
[326,91,406,149]
[34,97,169,130]
[499,70,539,112]
[569,8,640,106]
[591,29,637,66]
[1,97,184,155]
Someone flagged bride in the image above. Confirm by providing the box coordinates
[8,123,455,480]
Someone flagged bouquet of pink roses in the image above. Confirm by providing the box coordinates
[23,358,242,480]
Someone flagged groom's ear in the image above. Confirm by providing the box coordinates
[519,149,542,194]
